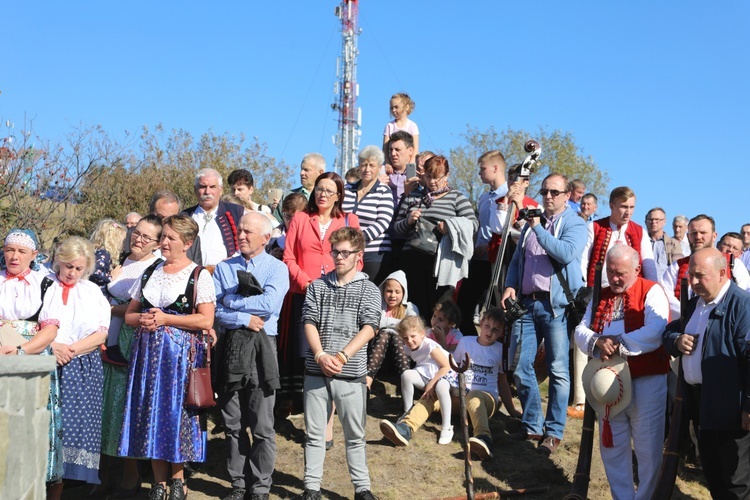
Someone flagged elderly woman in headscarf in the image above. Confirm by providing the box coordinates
[0,229,63,486]
[45,236,111,500]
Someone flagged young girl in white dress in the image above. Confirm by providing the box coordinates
[398,316,454,445]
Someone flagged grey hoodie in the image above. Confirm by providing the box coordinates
[378,270,420,331]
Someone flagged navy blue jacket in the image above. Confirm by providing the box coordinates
[663,281,750,430]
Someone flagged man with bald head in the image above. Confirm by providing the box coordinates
[183,168,245,266]
[664,248,750,499]
[575,245,670,499]
[213,212,290,500]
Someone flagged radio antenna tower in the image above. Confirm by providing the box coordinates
[332,0,362,176]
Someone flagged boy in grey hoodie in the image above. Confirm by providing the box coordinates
[295,227,381,500]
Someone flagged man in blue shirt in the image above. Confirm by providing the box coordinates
[214,212,290,500]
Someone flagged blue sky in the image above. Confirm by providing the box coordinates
[3,1,749,237]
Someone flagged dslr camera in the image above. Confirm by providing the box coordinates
[503,297,528,323]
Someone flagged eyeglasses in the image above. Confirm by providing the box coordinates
[314,187,339,197]
[424,173,447,182]
[646,218,664,223]
[132,230,158,244]
[330,249,357,259]
[539,189,568,197]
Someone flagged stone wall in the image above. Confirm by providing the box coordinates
[0,357,56,500]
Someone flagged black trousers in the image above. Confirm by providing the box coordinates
[455,258,491,335]
[699,429,750,499]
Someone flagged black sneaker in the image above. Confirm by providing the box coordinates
[379,420,412,446]
[247,494,269,500]
[222,487,246,500]
[292,489,322,500]
[469,435,494,460]
[354,490,379,500]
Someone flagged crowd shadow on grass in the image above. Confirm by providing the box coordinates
[466,414,570,499]
[272,470,349,500]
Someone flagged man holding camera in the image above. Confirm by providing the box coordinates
[501,173,587,455]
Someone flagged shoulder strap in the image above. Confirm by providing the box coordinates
[190,265,204,314]
[550,258,576,304]
[40,276,54,300]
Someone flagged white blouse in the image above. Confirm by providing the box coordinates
[105,256,160,345]
[128,262,216,309]
[44,276,111,349]
[0,269,51,321]
[107,257,160,302]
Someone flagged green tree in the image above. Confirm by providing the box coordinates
[79,124,291,232]
[449,125,609,207]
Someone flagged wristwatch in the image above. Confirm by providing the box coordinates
[16,345,25,355]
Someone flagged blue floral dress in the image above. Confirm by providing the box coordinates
[119,261,216,463]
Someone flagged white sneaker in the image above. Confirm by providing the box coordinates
[438,426,454,445]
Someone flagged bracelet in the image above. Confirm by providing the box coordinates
[336,351,349,365]
[16,345,25,355]
[314,351,326,363]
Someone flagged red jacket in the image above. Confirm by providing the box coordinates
[283,211,361,294]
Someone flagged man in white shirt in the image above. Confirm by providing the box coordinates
[663,247,750,499]
[672,215,691,257]
[183,168,245,267]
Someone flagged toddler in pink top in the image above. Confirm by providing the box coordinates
[425,299,464,352]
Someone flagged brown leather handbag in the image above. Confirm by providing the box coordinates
[184,265,216,410]
[185,334,215,410]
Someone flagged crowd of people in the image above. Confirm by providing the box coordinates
[3,103,750,500]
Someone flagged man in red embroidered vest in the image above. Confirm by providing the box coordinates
[662,215,750,319]
[183,168,245,268]
[575,245,670,499]
[581,186,658,288]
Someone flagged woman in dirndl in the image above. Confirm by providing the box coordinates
[119,214,215,500]
[97,214,162,497]
[45,236,111,499]
[0,229,63,486]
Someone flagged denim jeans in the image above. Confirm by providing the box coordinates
[509,297,570,439]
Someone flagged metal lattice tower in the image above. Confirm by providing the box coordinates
[332,0,362,176]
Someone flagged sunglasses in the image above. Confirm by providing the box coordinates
[539,189,568,197]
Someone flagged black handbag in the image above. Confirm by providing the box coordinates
[407,217,440,255]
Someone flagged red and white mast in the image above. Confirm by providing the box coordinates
[332,0,362,176]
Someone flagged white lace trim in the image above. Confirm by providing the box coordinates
[63,446,100,469]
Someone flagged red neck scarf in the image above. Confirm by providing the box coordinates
[5,268,31,285]
[57,277,76,305]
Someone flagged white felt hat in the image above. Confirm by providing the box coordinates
[582,355,632,421]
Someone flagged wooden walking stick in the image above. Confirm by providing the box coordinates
[564,263,603,500]
[651,277,690,499]
[450,352,474,500]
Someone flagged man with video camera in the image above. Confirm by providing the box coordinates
[501,173,587,455]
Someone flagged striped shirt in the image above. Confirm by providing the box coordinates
[393,189,478,243]
[302,271,381,379]
[342,180,395,255]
